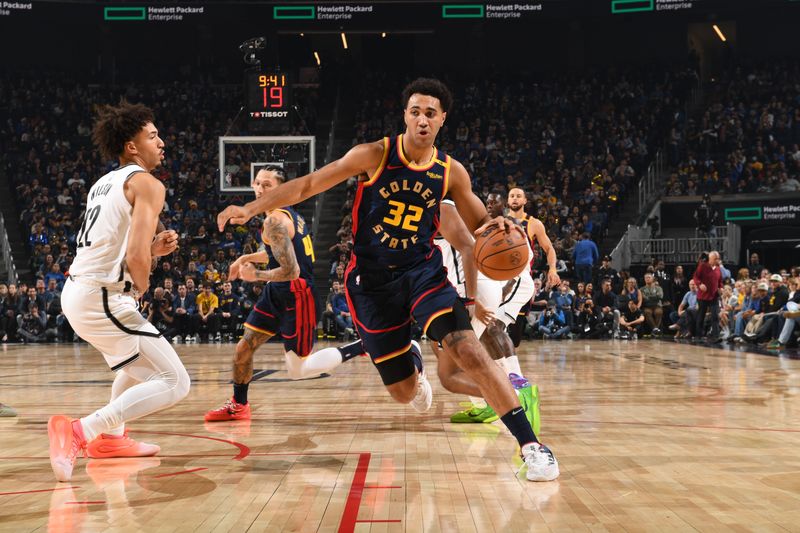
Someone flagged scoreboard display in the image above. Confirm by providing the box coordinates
[245,71,292,122]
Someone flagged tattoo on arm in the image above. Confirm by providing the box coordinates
[257,216,301,282]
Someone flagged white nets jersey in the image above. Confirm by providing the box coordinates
[68,163,144,285]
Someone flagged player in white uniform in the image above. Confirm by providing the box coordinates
[433,196,542,430]
[48,102,190,482]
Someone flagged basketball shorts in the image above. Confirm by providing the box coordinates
[61,278,163,371]
[245,279,316,357]
[497,272,535,327]
[345,255,460,366]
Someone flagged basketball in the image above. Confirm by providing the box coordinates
[474,225,529,280]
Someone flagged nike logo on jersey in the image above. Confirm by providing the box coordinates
[386,164,404,170]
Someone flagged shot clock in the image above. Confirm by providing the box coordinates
[246,71,292,121]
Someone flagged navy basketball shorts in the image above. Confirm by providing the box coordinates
[245,279,316,357]
[345,258,459,367]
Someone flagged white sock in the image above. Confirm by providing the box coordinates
[469,395,487,408]
[284,348,344,380]
[80,336,190,442]
[504,355,523,377]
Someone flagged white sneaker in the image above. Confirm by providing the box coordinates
[521,442,560,482]
[173,335,182,344]
[409,341,431,413]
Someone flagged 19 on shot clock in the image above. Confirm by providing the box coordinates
[246,71,292,121]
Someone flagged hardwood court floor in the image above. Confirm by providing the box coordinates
[1,339,799,532]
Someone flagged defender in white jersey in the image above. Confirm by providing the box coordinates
[48,102,190,482]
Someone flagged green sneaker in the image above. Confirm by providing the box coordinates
[476,404,499,424]
[0,403,17,417]
[766,340,783,350]
[450,405,484,423]
[517,384,541,436]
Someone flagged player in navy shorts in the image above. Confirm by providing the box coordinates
[205,167,362,422]
[219,79,560,481]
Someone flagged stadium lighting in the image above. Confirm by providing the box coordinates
[314,51,321,66]
[381,32,387,38]
[341,32,348,49]
[712,24,726,42]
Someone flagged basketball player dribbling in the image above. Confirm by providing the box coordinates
[50,102,191,482]
[432,195,542,435]
[219,78,559,481]
[204,167,362,421]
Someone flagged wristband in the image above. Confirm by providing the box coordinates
[461,297,475,307]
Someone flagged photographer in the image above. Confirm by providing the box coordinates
[694,194,718,238]
[575,299,601,339]
[539,301,570,340]
[147,287,177,340]
[17,302,48,343]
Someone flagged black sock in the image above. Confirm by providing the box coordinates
[500,407,538,447]
[337,339,365,362]
[233,382,249,405]
[410,342,423,373]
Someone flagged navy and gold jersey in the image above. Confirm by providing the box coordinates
[352,134,451,269]
[513,213,539,270]
[261,206,315,289]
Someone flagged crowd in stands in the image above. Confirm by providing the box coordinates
[512,251,800,351]
[665,60,800,196]
[2,67,798,351]
[0,72,316,343]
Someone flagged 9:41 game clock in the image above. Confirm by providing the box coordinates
[246,71,292,122]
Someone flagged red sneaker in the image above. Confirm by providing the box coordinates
[87,430,160,459]
[47,415,87,482]
[204,398,251,422]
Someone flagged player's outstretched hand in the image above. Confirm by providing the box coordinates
[239,262,258,282]
[545,269,561,291]
[151,230,179,257]
[474,215,515,237]
[218,205,252,232]
[228,260,242,281]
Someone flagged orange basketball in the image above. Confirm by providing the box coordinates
[474,225,529,281]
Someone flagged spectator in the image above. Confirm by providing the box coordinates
[44,263,65,290]
[172,283,197,343]
[596,255,621,293]
[748,274,790,344]
[748,253,765,280]
[733,282,768,342]
[619,298,645,339]
[193,283,221,342]
[573,232,599,284]
[621,277,643,309]
[641,273,664,335]
[217,282,242,341]
[768,278,800,349]
[331,281,354,339]
[595,279,620,337]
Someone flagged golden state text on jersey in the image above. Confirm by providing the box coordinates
[351,135,451,268]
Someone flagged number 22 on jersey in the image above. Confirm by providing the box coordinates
[76,206,102,248]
